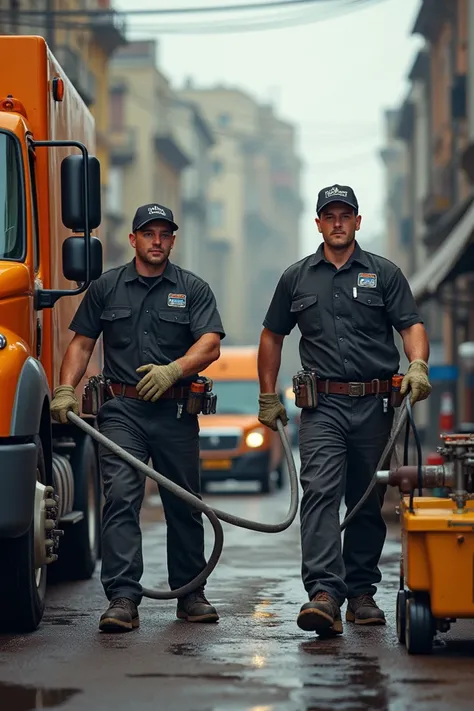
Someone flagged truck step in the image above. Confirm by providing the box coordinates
[59,511,84,525]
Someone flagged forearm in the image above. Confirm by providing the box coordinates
[175,334,221,378]
[59,335,96,388]
[258,328,284,392]
[400,323,430,363]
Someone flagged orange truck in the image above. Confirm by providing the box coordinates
[199,346,287,493]
[0,35,104,633]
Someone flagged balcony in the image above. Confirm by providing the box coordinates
[422,164,454,226]
[154,133,191,172]
[90,10,127,55]
[55,46,97,107]
[109,127,137,165]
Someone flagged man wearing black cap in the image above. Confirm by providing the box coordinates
[50,203,225,632]
[257,184,432,636]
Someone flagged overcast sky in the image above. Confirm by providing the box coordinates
[114,0,423,259]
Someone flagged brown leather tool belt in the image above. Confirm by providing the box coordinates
[316,379,391,397]
[108,383,190,400]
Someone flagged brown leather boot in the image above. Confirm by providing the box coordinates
[176,588,219,623]
[297,591,343,635]
[346,594,386,625]
[99,597,139,632]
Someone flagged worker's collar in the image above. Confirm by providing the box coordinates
[125,258,177,284]
[308,241,369,268]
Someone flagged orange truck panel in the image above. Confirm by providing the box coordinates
[0,35,102,435]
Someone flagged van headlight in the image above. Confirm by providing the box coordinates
[246,430,264,448]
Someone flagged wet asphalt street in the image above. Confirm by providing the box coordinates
[1,453,474,711]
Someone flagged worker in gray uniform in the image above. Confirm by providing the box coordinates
[257,185,432,636]
[50,203,225,633]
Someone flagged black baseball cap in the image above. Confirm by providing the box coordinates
[132,203,179,233]
[316,184,359,215]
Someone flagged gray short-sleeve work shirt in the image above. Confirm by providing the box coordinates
[263,242,422,381]
[69,259,225,385]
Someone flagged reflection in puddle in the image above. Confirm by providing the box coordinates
[0,681,80,710]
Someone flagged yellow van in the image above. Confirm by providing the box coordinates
[199,346,287,493]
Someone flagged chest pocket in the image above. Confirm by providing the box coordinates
[100,307,132,348]
[157,309,191,347]
[290,294,321,335]
[351,291,387,335]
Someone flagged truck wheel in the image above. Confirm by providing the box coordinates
[396,589,407,644]
[0,437,48,632]
[54,435,100,581]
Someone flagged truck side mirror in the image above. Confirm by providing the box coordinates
[62,236,103,282]
[61,154,101,231]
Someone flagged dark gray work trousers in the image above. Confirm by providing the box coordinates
[96,395,206,606]
[299,393,394,605]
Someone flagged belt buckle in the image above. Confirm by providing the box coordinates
[348,382,365,397]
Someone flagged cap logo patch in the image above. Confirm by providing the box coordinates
[148,205,167,217]
[167,293,187,308]
[325,187,348,198]
[357,273,377,288]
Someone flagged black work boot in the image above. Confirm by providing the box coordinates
[346,594,386,625]
[297,591,343,636]
[176,587,219,623]
[99,597,139,633]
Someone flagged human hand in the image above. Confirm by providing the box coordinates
[50,385,80,424]
[400,359,432,405]
[258,393,288,431]
[135,361,183,402]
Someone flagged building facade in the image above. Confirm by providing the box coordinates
[107,40,191,267]
[382,0,474,445]
[179,82,303,381]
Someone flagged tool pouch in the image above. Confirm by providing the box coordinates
[390,373,404,408]
[292,369,318,409]
[186,377,218,415]
[82,374,113,416]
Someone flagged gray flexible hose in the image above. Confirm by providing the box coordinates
[67,400,405,598]
[67,413,298,599]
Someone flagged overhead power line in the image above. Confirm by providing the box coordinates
[8,0,386,17]
[0,0,387,34]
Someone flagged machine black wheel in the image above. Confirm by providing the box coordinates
[54,436,101,581]
[396,589,407,644]
[0,437,47,632]
[405,594,434,655]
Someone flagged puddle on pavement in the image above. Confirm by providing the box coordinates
[0,681,81,710]
[297,651,392,711]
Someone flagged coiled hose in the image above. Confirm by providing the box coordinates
[67,398,408,599]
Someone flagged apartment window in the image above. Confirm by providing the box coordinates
[110,90,125,131]
[209,201,224,229]
[212,159,224,176]
[217,113,231,128]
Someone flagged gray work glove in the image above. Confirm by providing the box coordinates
[258,393,288,431]
[50,385,80,424]
[400,359,432,405]
[136,361,183,402]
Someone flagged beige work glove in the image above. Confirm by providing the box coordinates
[50,385,80,424]
[400,359,432,405]
[258,393,289,431]
[135,361,183,402]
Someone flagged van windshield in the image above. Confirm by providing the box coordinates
[213,379,260,415]
[0,132,24,260]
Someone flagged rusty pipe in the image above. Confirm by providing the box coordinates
[376,465,454,493]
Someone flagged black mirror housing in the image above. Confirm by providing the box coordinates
[62,236,103,282]
[61,154,101,231]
